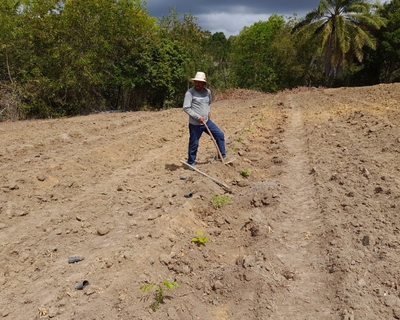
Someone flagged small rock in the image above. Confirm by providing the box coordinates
[362,235,370,246]
[361,167,370,178]
[97,226,110,236]
[37,175,46,181]
[213,280,223,290]
[384,294,400,308]
[244,272,254,281]
[358,278,367,287]
[181,265,191,274]
[1,309,10,317]
[374,186,383,193]
[147,211,160,220]
[237,180,249,187]
[159,254,171,265]
[250,226,260,237]
[243,255,256,269]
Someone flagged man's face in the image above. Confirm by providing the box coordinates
[194,80,206,91]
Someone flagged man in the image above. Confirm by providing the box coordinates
[183,71,226,166]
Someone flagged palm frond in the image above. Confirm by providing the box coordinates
[294,0,385,77]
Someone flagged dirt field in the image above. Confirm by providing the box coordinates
[1,83,400,320]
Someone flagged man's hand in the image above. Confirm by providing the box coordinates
[199,117,205,124]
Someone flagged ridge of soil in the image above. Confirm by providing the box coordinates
[1,83,400,319]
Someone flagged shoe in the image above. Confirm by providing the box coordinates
[185,162,196,170]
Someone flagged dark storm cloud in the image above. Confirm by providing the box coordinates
[146,0,321,18]
[145,0,388,36]
[145,0,321,36]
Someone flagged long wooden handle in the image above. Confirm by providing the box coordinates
[180,160,230,190]
[203,121,225,164]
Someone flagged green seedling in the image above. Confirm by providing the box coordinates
[241,168,252,177]
[210,194,232,208]
[140,280,179,311]
[234,137,242,143]
[192,230,210,246]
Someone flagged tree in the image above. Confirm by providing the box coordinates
[378,0,400,82]
[293,0,386,77]
[0,0,23,83]
[230,15,287,92]
[158,7,204,76]
[202,32,231,89]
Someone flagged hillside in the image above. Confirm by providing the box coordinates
[1,83,400,319]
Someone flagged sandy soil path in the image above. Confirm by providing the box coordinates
[270,94,333,319]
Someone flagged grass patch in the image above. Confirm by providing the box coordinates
[241,168,252,177]
[211,194,231,208]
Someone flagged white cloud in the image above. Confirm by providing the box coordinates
[197,12,273,37]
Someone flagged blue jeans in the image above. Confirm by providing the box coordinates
[187,119,225,165]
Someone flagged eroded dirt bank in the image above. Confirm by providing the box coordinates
[1,83,400,319]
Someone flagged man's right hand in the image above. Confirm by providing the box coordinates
[199,117,205,124]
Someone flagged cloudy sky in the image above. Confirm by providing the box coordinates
[145,0,389,37]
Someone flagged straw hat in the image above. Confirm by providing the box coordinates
[189,71,208,83]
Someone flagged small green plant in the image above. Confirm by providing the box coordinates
[235,137,242,143]
[140,280,179,311]
[241,168,252,177]
[246,126,253,132]
[192,230,210,246]
[210,194,232,208]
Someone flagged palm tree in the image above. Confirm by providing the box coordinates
[293,0,386,77]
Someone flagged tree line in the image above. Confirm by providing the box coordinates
[0,0,399,120]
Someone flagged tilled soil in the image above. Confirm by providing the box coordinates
[1,83,400,320]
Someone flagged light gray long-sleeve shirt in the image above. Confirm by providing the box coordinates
[182,87,212,125]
